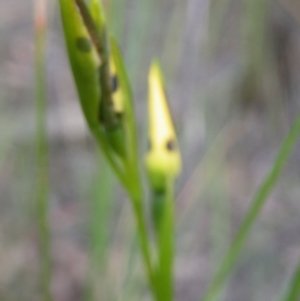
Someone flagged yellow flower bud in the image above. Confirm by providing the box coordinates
[145,61,181,191]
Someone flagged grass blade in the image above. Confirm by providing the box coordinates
[85,152,114,301]
[201,112,300,301]
[34,1,52,300]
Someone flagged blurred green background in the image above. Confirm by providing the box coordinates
[1,0,300,300]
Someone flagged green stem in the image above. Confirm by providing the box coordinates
[156,181,175,301]
[201,112,300,301]
[34,3,52,301]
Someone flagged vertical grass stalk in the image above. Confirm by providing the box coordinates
[201,112,300,301]
[85,152,114,301]
[130,196,157,299]
[34,1,52,300]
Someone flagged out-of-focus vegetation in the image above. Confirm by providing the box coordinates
[1,0,300,301]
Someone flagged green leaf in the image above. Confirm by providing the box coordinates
[59,0,101,130]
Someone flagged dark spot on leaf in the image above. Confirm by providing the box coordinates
[166,139,176,151]
[148,139,152,151]
[116,112,123,120]
[111,75,118,93]
[76,37,92,53]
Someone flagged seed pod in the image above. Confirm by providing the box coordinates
[60,0,130,160]
[145,61,181,192]
[85,0,127,158]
